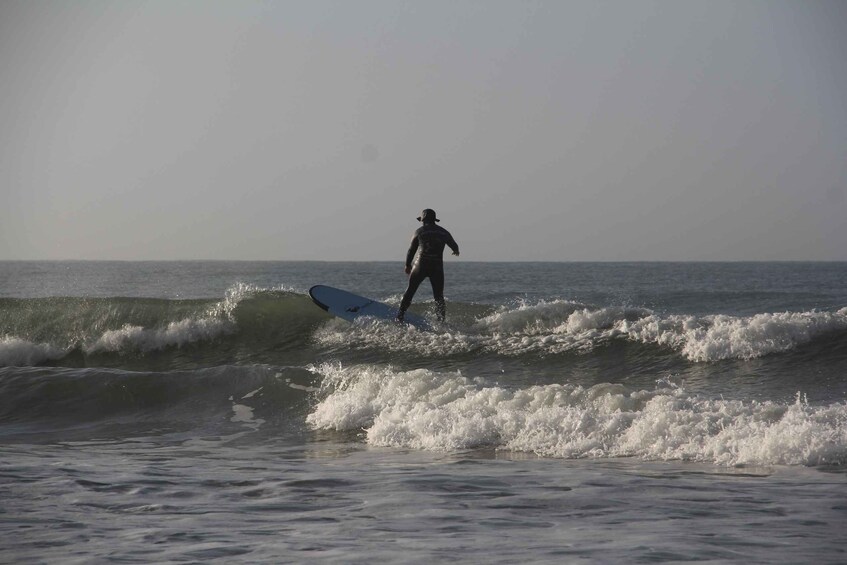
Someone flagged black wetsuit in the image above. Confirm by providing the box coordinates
[399,222,459,321]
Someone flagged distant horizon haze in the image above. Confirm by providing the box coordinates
[2,0,845,262]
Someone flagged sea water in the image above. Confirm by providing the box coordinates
[1,261,846,563]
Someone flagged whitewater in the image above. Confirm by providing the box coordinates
[2,261,846,563]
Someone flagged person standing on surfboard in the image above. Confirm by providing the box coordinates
[396,208,460,323]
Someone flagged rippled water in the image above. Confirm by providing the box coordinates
[2,261,846,562]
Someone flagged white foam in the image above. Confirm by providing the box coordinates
[83,282,292,354]
[314,317,485,357]
[312,301,618,358]
[622,309,847,362]
[313,302,847,363]
[478,300,586,334]
[85,317,231,354]
[307,364,847,466]
[231,402,265,430]
[0,335,64,366]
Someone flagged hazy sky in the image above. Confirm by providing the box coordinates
[2,0,845,261]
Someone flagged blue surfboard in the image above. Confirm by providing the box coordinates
[308,285,431,330]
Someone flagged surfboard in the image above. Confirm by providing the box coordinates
[308,285,431,330]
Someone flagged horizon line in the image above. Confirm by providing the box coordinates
[2,258,846,264]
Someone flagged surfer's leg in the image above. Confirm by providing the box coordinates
[398,267,426,321]
[430,267,445,321]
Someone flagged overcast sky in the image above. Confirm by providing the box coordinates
[1,0,845,261]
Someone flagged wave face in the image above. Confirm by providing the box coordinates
[0,364,318,442]
[0,285,325,368]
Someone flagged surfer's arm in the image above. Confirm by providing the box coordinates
[446,233,459,256]
[405,236,419,270]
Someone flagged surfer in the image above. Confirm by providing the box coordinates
[396,208,459,323]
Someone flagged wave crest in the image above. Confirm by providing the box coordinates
[85,318,231,354]
[0,336,64,366]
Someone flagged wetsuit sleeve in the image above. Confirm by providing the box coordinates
[446,231,459,255]
[405,234,419,268]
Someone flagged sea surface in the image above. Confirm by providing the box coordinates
[1,261,846,563]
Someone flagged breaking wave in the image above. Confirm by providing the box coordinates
[0,284,318,367]
[315,300,847,363]
[2,287,846,368]
[307,363,847,467]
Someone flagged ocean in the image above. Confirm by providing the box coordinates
[1,261,846,563]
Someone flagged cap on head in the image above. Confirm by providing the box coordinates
[417,208,440,223]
